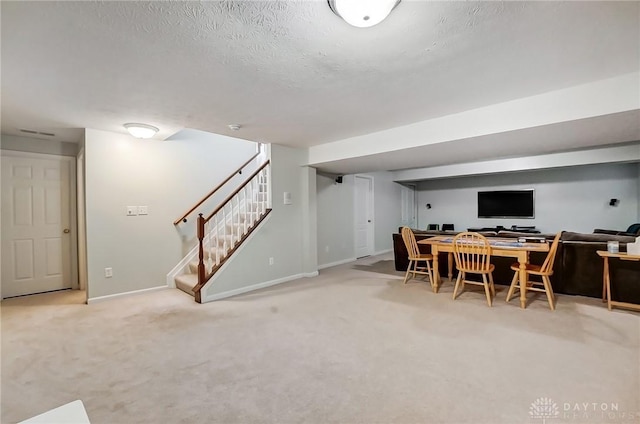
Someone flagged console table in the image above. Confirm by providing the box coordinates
[596,250,640,312]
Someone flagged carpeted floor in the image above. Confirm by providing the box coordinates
[2,253,639,424]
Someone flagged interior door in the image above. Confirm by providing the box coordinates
[1,153,73,298]
[400,184,417,228]
[354,175,374,258]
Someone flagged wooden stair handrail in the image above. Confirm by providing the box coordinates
[173,151,260,225]
[204,160,270,222]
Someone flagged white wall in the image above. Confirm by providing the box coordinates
[0,134,79,156]
[372,171,404,251]
[317,173,356,267]
[203,144,314,300]
[301,166,318,275]
[308,73,640,167]
[83,128,257,300]
[316,171,403,268]
[416,163,639,233]
[394,143,640,182]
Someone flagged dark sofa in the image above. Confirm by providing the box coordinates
[392,228,640,304]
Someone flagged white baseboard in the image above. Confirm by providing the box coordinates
[318,257,356,270]
[87,285,168,304]
[166,254,193,288]
[302,271,319,278]
[373,248,393,256]
[202,272,316,303]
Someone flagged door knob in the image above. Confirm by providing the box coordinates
[63,228,70,234]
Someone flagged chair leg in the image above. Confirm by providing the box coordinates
[425,260,434,288]
[489,273,495,297]
[542,275,555,311]
[403,260,413,284]
[482,274,492,307]
[506,271,519,302]
[452,272,463,300]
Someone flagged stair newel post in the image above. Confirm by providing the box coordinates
[197,213,206,287]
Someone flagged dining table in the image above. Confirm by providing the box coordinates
[418,235,550,309]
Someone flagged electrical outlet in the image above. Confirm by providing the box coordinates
[269,257,274,265]
[126,206,138,216]
[104,267,113,278]
[138,205,148,215]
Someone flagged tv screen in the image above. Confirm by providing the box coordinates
[477,190,534,219]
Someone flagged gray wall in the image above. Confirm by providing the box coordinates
[203,144,316,299]
[416,163,639,233]
[0,134,79,156]
[316,171,404,268]
[317,173,356,266]
[373,171,404,250]
[83,128,257,300]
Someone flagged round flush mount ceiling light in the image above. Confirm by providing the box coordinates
[228,124,242,131]
[328,0,401,28]
[124,123,159,139]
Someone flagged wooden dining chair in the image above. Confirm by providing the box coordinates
[452,232,496,306]
[401,227,434,287]
[506,233,561,310]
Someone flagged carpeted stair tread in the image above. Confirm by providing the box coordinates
[175,273,198,296]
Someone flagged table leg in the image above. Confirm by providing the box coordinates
[432,246,440,293]
[602,257,608,303]
[604,257,612,311]
[519,253,528,309]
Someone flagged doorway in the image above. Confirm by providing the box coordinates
[400,184,417,229]
[354,175,374,258]
[1,151,77,298]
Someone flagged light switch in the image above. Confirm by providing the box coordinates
[126,206,138,216]
[138,205,148,215]
[283,192,292,205]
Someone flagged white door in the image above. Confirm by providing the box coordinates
[1,153,73,298]
[354,175,374,258]
[400,184,417,228]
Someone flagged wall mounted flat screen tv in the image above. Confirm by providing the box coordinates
[477,190,535,219]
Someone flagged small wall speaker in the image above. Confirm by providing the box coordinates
[335,176,343,184]
[609,198,619,206]
[426,203,432,209]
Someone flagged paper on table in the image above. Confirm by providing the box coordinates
[627,237,640,256]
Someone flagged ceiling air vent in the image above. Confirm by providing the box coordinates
[19,129,55,137]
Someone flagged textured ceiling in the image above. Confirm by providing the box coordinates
[1,1,639,165]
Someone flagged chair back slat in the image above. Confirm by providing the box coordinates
[401,227,421,258]
[540,232,561,273]
[452,232,492,273]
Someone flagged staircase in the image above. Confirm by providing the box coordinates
[172,154,271,303]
